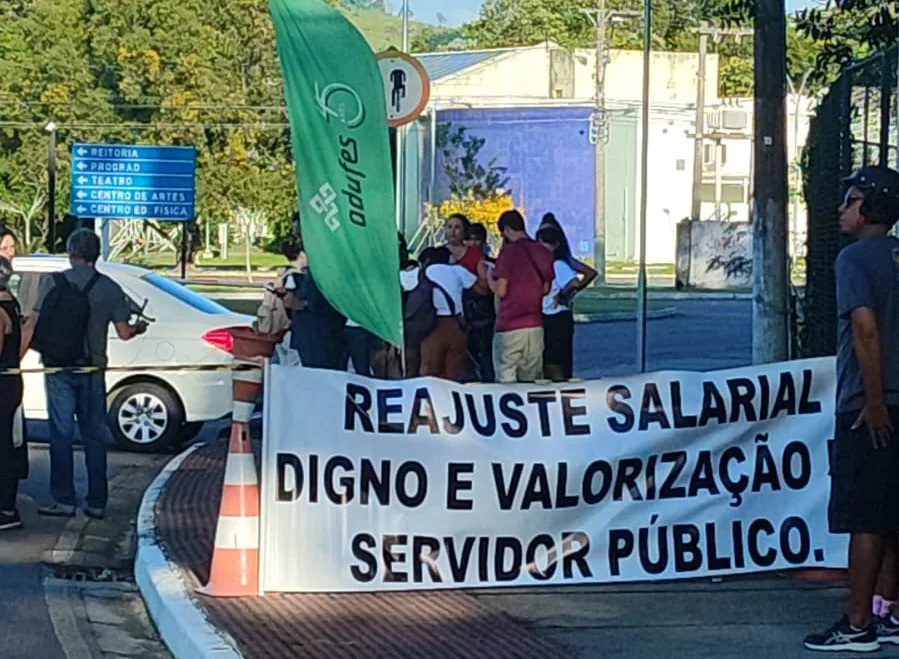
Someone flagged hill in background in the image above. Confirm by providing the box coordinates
[343,8,430,51]
[339,5,466,53]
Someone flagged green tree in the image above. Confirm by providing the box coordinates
[0,0,301,250]
[459,0,823,97]
[794,0,896,83]
[411,26,468,52]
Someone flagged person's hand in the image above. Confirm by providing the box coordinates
[134,321,149,336]
[853,401,894,449]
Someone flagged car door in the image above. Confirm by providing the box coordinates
[16,270,148,420]
[105,275,148,380]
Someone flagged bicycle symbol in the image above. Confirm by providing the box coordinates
[314,82,366,129]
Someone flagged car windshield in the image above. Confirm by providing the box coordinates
[142,273,230,315]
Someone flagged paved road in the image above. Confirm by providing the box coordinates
[575,299,752,378]
[0,443,69,659]
[1,421,226,659]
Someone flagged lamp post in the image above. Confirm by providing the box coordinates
[635,0,652,373]
[395,0,410,235]
[44,120,57,254]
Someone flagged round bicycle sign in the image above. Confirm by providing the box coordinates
[376,49,431,128]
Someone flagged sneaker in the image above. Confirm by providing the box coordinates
[804,616,880,652]
[0,510,21,531]
[876,615,899,645]
[38,503,76,518]
[82,505,104,520]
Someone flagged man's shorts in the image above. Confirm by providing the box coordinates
[829,407,899,534]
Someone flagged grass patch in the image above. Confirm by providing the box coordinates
[187,284,264,294]
[573,296,670,316]
[584,285,751,296]
[605,261,676,276]
[126,248,286,270]
[218,298,260,316]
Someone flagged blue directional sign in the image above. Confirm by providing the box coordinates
[70,143,197,221]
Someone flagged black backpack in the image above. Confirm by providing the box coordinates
[34,272,100,367]
[402,271,454,349]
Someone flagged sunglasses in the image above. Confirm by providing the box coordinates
[844,194,864,206]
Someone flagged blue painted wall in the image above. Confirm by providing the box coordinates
[435,107,596,260]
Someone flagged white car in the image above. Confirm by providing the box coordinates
[9,255,253,452]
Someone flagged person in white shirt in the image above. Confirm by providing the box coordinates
[419,246,476,381]
[537,227,589,382]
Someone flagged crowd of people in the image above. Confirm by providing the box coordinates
[0,226,147,531]
[262,209,596,384]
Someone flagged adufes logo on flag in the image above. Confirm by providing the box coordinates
[270,0,402,346]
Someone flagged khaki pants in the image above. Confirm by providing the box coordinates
[421,317,468,382]
[493,327,544,384]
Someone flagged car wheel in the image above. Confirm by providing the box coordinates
[107,382,184,453]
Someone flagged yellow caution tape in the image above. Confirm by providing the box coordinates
[0,362,264,376]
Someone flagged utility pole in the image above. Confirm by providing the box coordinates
[593,0,608,284]
[690,24,753,222]
[635,0,652,373]
[395,0,410,235]
[752,0,789,364]
[582,5,638,282]
[787,69,812,258]
[690,25,708,222]
[44,120,57,254]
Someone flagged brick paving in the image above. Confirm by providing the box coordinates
[156,442,571,659]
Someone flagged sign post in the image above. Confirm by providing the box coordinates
[70,143,197,278]
[377,50,431,235]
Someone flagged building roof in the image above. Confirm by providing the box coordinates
[414,48,520,82]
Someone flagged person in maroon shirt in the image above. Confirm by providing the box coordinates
[488,210,555,383]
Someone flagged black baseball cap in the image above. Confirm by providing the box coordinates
[843,166,899,199]
[843,166,899,223]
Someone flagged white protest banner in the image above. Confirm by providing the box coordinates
[260,357,846,593]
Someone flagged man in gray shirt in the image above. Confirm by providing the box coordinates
[805,167,899,652]
[27,229,146,520]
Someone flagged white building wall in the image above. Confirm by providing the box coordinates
[422,46,816,263]
[574,49,721,105]
[433,48,552,100]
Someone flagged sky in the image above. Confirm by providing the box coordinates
[411,0,819,28]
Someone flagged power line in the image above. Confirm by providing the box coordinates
[0,121,291,129]
[0,100,287,112]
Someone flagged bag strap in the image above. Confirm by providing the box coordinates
[81,271,101,297]
[52,272,71,291]
[431,280,456,317]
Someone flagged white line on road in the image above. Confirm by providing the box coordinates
[44,579,95,659]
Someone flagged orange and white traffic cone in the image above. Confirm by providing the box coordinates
[198,422,260,597]
[232,366,263,424]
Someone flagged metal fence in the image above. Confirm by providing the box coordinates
[804,47,897,356]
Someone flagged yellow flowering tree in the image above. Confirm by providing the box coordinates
[427,122,516,250]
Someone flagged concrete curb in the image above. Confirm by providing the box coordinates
[135,444,243,659]
[599,292,752,301]
[575,306,678,324]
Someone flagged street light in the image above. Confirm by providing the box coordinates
[635,0,652,373]
[43,120,57,254]
[395,0,410,234]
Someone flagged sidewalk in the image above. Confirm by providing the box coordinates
[33,445,172,658]
[142,440,899,659]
